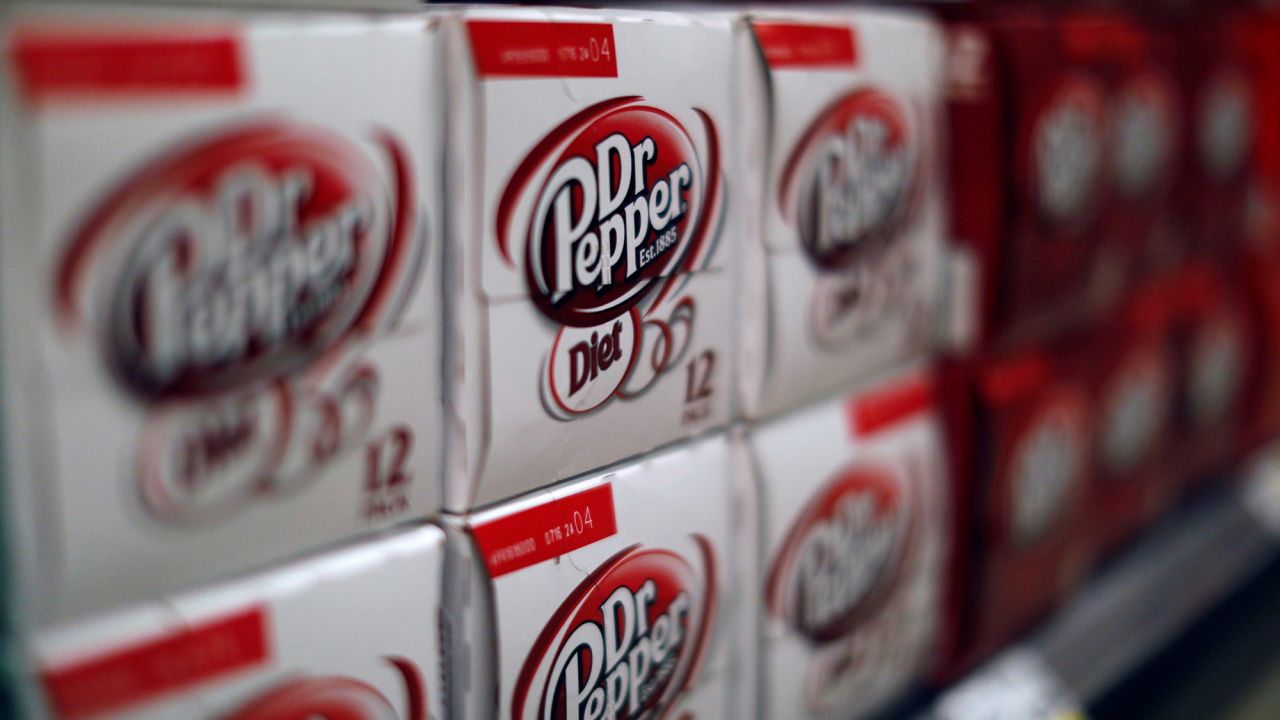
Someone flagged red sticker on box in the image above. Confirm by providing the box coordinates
[10,28,244,103]
[41,608,269,718]
[466,20,618,78]
[472,484,619,578]
[752,22,858,69]
[846,374,933,436]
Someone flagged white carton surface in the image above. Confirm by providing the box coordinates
[0,3,444,625]
[29,524,446,719]
[749,370,948,720]
[738,11,946,419]
[460,435,754,720]
[443,8,736,510]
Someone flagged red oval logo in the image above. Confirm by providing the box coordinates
[226,657,427,720]
[766,465,915,643]
[498,98,721,328]
[512,540,716,720]
[779,88,919,271]
[57,119,420,400]
[1024,75,1106,229]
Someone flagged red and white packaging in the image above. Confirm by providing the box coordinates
[450,435,756,719]
[0,4,443,625]
[943,342,1098,668]
[27,524,446,719]
[442,8,735,510]
[749,371,949,720]
[1087,284,1177,556]
[942,7,1110,348]
[737,11,946,419]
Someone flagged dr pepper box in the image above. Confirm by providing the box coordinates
[939,340,1097,670]
[449,435,756,719]
[25,524,446,719]
[0,4,443,625]
[942,6,1109,349]
[749,371,949,720]
[737,11,946,420]
[442,8,735,511]
[1167,261,1253,486]
[1086,283,1177,557]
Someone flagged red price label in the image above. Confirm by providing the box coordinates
[472,484,619,578]
[466,20,618,79]
[11,27,244,104]
[846,373,934,437]
[752,22,858,69]
[42,608,269,719]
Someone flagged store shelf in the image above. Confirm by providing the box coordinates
[927,447,1280,720]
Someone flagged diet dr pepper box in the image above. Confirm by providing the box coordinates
[0,4,443,625]
[442,9,735,510]
[26,524,447,719]
[738,11,946,420]
[749,371,949,720]
[450,435,756,719]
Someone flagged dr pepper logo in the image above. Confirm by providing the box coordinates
[780,89,919,271]
[55,119,422,520]
[767,466,915,643]
[497,97,723,416]
[512,540,717,720]
[57,119,419,399]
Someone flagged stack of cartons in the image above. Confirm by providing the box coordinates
[737,10,953,719]
[0,2,451,716]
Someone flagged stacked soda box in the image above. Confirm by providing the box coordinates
[441,6,736,511]
[933,0,1273,678]
[0,2,457,718]
[0,0,445,631]
[734,9,954,718]
[435,9,764,720]
[448,434,756,720]
[735,9,945,421]
[26,525,448,719]
[748,370,950,720]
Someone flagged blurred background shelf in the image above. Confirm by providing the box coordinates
[926,448,1280,720]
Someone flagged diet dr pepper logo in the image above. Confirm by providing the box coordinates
[512,540,717,720]
[767,466,915,643]
[56,119,424,520]
[778,89,922,351]
[497,97,723,418]
[780,88,919,271]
